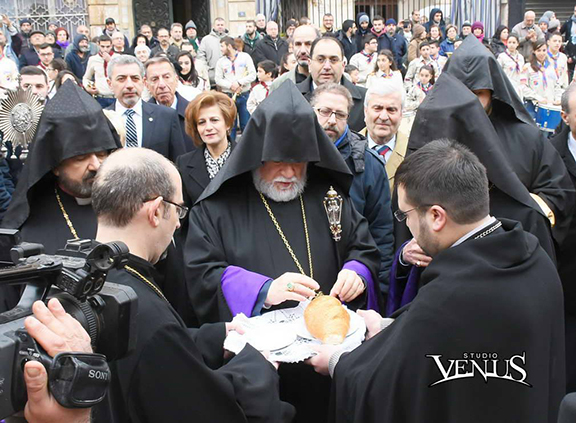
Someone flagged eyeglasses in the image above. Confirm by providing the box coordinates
[314,107,348,121]
[312,56,341,65]
[144,196,189,219]
[394,204,435,222]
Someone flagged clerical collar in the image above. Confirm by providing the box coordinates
[75,197,92,205]
[451,216,497,248]
[568,131,576,163]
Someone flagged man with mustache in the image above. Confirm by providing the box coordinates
[311,82,394,297]
[270,24,319,91]
[296,36,367,131]
[1,81,122,311]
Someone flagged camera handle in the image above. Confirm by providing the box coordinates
[12,328,111,411]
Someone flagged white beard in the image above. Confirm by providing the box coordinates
[252,167,307,202]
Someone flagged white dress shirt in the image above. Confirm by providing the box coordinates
[368,134,396,163]
[569,132,576,164]
[115,99,143,147]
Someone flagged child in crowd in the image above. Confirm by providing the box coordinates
[523,40,562,114]
[497,34,525,101]
[345,65,360,84]
[406,65,435,111]
[247,60,278,114]
[366,49,403,89]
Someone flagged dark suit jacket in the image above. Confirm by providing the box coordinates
[296,75,367,131]
[176,140,236,207]
[107,100,186,162]
[18,48,39,69]
[551,126,576,315]
[149,92,195,152]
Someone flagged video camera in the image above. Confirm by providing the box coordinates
[0,229,138,419]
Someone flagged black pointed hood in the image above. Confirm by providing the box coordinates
[197,81,352,202]
[443,35,534,126]
[3,80,122,229]
[408,72,545,217]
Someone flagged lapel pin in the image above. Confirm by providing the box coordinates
[149,117,153,122]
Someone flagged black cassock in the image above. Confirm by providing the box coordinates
[184,81,381,422]
[441,35,575,248]
[0,81,121,311]
[93,254,295,423]
[331,220,565,423]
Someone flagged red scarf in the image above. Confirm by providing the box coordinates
[361,50,374,63]
[260,81,270,97]
[99,50,114,77]
[38,61,47,70]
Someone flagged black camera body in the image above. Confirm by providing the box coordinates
[0,230,138,419]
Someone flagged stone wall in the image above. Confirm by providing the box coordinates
[87,0,135,39]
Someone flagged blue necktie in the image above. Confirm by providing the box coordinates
[125,109,138,148]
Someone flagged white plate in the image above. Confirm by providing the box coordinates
[244,325,297,351]
[295,308,362,341]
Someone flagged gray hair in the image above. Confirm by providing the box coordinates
[108,54,145,78]
[92,148,177,227]
[364,78,405,109]
[134,44,151,55]
[144,55,176,75]
[561,82,576,114]
[310,83,353,112]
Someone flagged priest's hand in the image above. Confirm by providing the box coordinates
[330,269,365,302]
[265,273,320,306]
[23,299,92,423]
[402,238,432,268]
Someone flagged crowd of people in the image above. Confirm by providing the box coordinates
[2,5,576,423]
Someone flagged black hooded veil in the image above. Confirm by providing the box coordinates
[441,35,575,246]
[2,80,121,250]
[184,82,380,422]
[408,72,556,258]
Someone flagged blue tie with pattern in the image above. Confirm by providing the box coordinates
[125,109,138,148]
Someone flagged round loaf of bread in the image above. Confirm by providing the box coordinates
[304,295,350,344]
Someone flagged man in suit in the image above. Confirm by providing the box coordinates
[145,56,199,152]
[552,82,576,393]
[106,54,186,162]
[362,78,408,193]
[296,36,367,131]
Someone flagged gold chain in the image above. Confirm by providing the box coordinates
[259,192,313,279]
[55,188,168,303]
[125,265,168,302]
[55,188,80,239]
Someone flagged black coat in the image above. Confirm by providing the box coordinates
[93,254,295,423]
[332,220,565,423]
[251,35,288,65]
[107,101,186,162]
[551,126,576,315]
[338,33,357,62]
[297,75,367,132]
[148,92,195,152]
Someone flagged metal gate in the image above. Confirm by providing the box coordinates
[0,0,88,36]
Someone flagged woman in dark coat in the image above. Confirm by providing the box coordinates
[176,91,236,206]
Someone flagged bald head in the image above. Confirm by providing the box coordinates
[93,148,180,227]
[266,21,279,38]
[293,24,320,67]
[77,25,90,36]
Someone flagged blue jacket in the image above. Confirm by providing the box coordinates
[336,129,394,293]
[0,159,15,224]
[372,30,407,69]
[65,35,90,79]
[439,38,455,57]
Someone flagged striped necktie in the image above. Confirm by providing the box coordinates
[124,109,138,148]
[375,144,390,157]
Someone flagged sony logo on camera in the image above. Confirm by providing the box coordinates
[88,369,109,381]
[426,351,531,387]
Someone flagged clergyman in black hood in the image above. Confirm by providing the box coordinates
[184,81,380,422]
